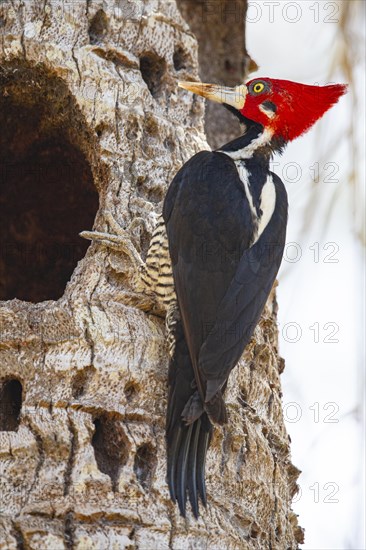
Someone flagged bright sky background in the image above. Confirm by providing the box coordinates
[246,2,365,549]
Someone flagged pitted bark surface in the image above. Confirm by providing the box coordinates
[0,1,303,548]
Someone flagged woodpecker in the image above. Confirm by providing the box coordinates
[163,77,346,518]
[81,77,346,519]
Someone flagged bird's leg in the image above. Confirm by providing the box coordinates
[80,212,149,294]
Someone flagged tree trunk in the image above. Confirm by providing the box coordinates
[0,1,303,548]
[176,0,257,148]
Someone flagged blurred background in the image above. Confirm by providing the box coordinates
[247,1,365,548]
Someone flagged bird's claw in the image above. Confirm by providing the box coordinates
[80,212,144,270]
[80,211,161,308]
[80,229,131,251]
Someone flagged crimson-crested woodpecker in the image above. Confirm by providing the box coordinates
[80,76,346,519]
[163,77,346,518]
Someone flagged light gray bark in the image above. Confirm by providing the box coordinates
[0,1,303,548]
[176,0,257,148]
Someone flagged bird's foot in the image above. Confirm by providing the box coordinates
[80,211,145,271]
[80,211,153,299]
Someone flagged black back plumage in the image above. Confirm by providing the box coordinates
[163,146,288,517]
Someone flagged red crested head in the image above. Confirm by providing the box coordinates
[178,78,347,144]
[241,78,348,141]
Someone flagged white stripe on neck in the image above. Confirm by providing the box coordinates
[256,174,276,243]
[236,164,258,222]
[218,128,273,160]
[234,166,276,246]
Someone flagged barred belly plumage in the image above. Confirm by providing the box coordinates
[141,215,178,357]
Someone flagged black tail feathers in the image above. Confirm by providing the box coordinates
[166,318,230,517]
[166,319,214,517]
[167,413,212,518]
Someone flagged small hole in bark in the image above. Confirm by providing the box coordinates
[88,9,108,44]
[0,379,22,431]
[0,62,99,303]
[250,523,260,539]
[72,366,94,398]
[124,382,139,402]
[173,46,188,71]
[140,53,166,98]
[95,123,107,138]
[92,415,129,491]
[134,443,155,489]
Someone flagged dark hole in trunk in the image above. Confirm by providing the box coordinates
[0,65,99,302]
[0,379,22,431]
[92,415,129,491]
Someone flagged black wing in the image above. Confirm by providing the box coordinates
[198,171,288,399]
[163,151,287,516]
[164,151,255,398]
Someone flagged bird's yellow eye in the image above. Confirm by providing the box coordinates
[253,82,265,94]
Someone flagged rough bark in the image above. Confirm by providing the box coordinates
[176,0,257,148]
[0,1,303,548]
